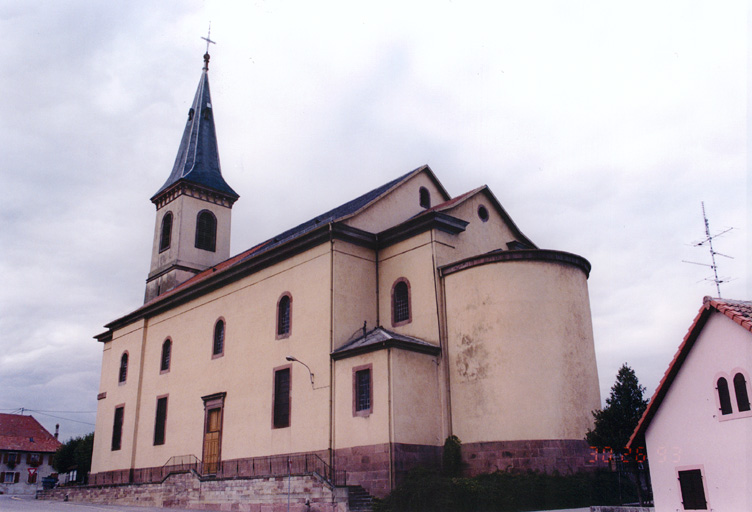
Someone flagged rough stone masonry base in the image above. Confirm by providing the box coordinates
[39,471,349,512]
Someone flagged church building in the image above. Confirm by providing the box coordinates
[90,51,601,500]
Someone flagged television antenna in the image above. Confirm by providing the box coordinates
[682,201,733,297]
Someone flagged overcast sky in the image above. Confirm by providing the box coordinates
[1,1,748,442]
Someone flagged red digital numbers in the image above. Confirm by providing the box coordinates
[588,446,647,464]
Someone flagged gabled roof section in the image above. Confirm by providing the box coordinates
[628,297,752,448]
[426,185,537,249]
[331,327,441,360]
[0,414,61,452]
[151,68,238,202]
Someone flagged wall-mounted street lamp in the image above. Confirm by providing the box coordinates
[286,356,315,388]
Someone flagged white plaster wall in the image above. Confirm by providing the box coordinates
[645,312,752,512]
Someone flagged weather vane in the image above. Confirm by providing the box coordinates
[201,23,216,70]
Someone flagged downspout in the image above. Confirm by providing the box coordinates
[387,347,394,491]
[130,318,149,477]
[328,224,335,470]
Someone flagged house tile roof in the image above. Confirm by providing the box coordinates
[0,414,61,453]
[628,297,752,448]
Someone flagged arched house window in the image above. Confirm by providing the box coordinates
[213,319,225,358]
[391,278,411,327]
[733,372,751,412]
[160,339,172,373]
[195,210,217,252]
[716,376,733,415]
[159,212,173,252]
[118,352,129,384]
[276,293,292,339]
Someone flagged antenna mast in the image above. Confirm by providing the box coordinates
[682,201,733,297]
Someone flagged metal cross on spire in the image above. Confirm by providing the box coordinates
[201,23,216,70]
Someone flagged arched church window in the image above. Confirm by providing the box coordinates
[277,294,292,338]
[213,320,225,357]
[392,279,411,326]
[733,372,751,412]
[419,187,431,209]
[159,212,173,252]
[717,377,733,415]
[119,353,128,383]
[195,210,217,252]
[160,339,172,372]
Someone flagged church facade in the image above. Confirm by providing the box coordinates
[90,54,601,498]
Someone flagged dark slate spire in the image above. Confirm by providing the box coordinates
[151,57,238,202]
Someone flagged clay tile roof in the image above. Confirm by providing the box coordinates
[0,414,61,453]
[628,297,752,448]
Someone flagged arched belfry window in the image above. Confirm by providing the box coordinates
[195,210,217,252]
[717,377,733,415]
[118,352,128,383]
[419,187,431,209]
[733,372,751,412]
[213,320,225,357]
[392,278,411,326]
[277,294,292,339]
[159,212,173,252]
[160,339,172,372]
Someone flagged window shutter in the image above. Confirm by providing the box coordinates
[14,472,19,483]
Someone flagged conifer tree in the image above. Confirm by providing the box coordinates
[586,364,649,452]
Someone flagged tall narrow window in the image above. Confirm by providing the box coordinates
[159,212,173,252]
[678,469,707,510]
[353,365,373,416]
[213,320,225,357]
[277,294,292,338]
[717,377,733,415]
[160,339,171,372]
[273,367,291,428]
[118,353,128,383]
[419,187,431,208]
[111,406,124,451]
[733,373,750,412]
[154,396,168,446]
[392,279,411,326]
[195,210,217,252]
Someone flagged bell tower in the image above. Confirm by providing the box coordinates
[145,48,239,303]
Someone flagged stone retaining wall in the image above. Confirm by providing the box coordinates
[39,471,348,512]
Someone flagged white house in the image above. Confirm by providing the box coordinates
[628,297,752,511]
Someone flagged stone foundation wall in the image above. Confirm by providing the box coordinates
[39,471,348,512]
[334,443,440,498]
[461,439,597,476]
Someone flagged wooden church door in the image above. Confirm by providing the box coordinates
[201,393,225,475]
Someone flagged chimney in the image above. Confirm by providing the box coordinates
[54,424,59,440]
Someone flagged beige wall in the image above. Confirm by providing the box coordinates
[96,245,336,472]
[333,352,391,449]
[91,320,145,474]
[444,258,600,443]
[390,349,443,446]
[435,192,523,267]
[331,240,377,351]
[378,232,440,343]
[345,173,446,234]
